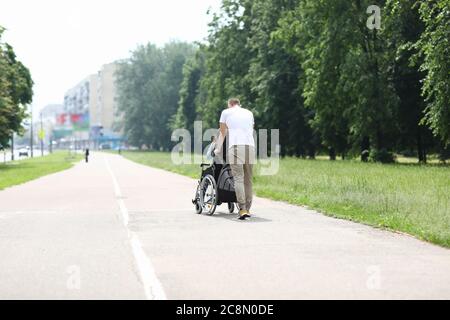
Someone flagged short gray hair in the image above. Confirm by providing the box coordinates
[228,98,240,106]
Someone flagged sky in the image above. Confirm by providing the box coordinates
[0,0,222,113]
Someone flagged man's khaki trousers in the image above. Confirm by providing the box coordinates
[229,145,256,211]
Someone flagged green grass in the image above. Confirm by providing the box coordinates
[254,158,450,247]
[120,151,450,248]
[0,151,82,190]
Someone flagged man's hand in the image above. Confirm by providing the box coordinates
[215,122,228,155]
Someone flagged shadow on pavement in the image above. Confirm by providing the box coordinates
[208,211,272,223]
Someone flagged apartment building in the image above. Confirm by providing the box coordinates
[58,62,122,149]
[96,63,118,134]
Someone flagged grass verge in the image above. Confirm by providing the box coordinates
[120,151,450,248]
[0,151,82,190]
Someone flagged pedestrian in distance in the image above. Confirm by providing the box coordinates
[214,98,255,220]
[85,148,90,163]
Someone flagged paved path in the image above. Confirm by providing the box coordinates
[0,152,449,299]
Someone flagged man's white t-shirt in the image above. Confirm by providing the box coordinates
[219,106,255,148]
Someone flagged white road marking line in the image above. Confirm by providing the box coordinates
[105,157,129,226]
[117,199,129,227]
[130,233,167,300]
[104,155,167,300]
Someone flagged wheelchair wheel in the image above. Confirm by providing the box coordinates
[194,184,202,214]
[228,203,235,214]
[199,175,217,215]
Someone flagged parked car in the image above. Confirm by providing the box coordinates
[18,148,29,157]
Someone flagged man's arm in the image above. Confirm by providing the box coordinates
[214,122,228,154]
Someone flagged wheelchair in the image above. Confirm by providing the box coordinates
[192,147,237,215]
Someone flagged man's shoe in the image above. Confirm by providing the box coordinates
[238,210,250,220]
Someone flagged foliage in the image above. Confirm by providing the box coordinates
[115,42,195,150]
[116,1,449,163]
[0,26,33,148]
[415,0,450,145]
[171,47,207,135]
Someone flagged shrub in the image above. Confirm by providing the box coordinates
[369,149,396,163]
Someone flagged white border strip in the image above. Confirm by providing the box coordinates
[105,157,129,226]
[130,233,167,300]
[104,155,167,300]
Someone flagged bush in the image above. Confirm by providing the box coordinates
[439,146,450,163]
[369,149,396,163]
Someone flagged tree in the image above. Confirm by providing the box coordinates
[277,0,401,162]
[384,0,436,163]
[248,0,317,157]
[415,0,450,146]
[0,26,33,148]
[197,0,319,157]
[197,0,255,128]
[171,47,207,137]
[338,0,399,162]
[276,0,351,159]
[115,41,195,150]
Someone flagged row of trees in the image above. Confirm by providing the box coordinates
[0,26,33,149]
[116,0,449,162]
[115,42,196,150]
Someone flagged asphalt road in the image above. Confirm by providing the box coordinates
[0,152,449,299]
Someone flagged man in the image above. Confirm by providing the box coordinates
[215,98,255,220]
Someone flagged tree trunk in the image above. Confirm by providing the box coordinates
[329,147,336,161]
[308,146,316,160]
[417,126,427,163]
[361,136,370,162]
[439,144,450,163]
[376,122,384,151]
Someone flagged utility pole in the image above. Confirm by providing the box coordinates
[30,105,34,158]
[40,112,44,157]
[49,130,53,154]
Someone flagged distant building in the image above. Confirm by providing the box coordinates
[41,104,64,122]
[61,76,94,145]
[88,74,98,127]
[92,62,122,149]
[23,104,63,148]
[64,79,90,115]
[96,63,119,134]
[57,62,122,149]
